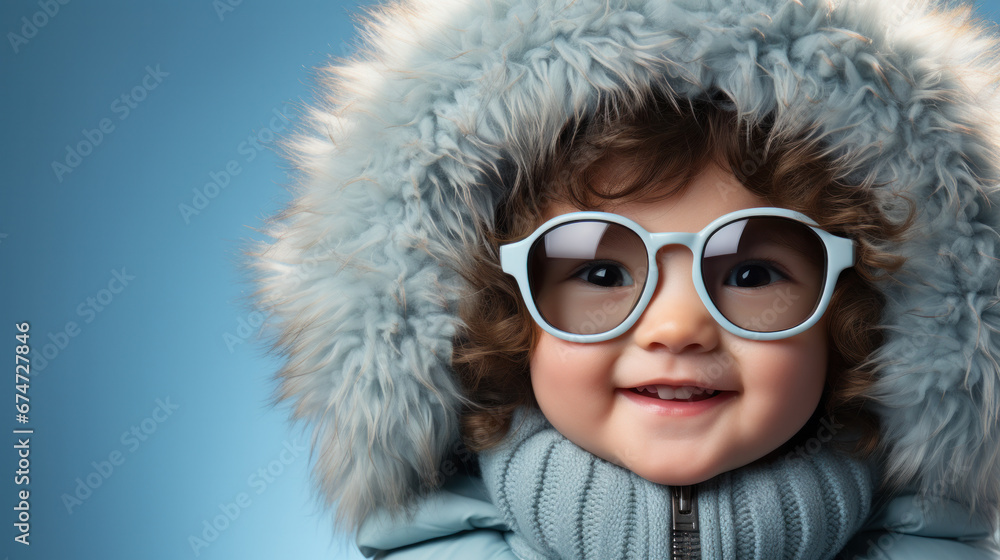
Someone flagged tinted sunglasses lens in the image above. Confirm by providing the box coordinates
[701,217,826,333]
[527,221,647,335]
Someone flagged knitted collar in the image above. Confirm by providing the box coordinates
[480,409,872,560]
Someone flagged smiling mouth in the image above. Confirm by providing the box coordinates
[630,385,719,402]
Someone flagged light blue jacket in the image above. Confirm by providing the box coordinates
[839,492,997,559]
[356,474,997,559]
[253,0,1000,556]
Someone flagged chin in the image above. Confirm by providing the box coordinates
[626,461,723,487]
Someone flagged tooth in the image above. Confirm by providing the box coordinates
[674,387,694,399]
[656,386,676,399]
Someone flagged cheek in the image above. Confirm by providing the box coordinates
[531,334,607,383]
[746,337,828,433]
[530,334,618,431]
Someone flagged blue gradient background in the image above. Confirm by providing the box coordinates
[1,1,998,559]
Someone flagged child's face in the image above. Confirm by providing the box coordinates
[529,163,828,486]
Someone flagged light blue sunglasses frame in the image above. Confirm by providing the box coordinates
[500,207,855,342]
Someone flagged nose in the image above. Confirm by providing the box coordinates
[630,247,720,353]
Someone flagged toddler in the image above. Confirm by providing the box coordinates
[252,0,1000,558]
[454,94,895,558]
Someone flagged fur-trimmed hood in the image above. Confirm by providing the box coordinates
[252,0,1000,534]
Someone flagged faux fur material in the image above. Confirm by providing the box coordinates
[251,0,1000,533]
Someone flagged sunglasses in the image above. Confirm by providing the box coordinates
[500,207,854,342]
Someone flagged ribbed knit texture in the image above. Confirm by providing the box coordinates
[480,409,872,560]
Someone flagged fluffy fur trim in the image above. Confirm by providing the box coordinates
[251,0,1000,530]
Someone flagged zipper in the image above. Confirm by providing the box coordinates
[671,485,700,560]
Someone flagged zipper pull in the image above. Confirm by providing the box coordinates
[671,485,700,559]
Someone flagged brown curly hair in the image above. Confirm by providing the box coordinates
[452,90,908,456]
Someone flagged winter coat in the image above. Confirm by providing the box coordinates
[252,0,1000,557]
[354,475,996,559]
